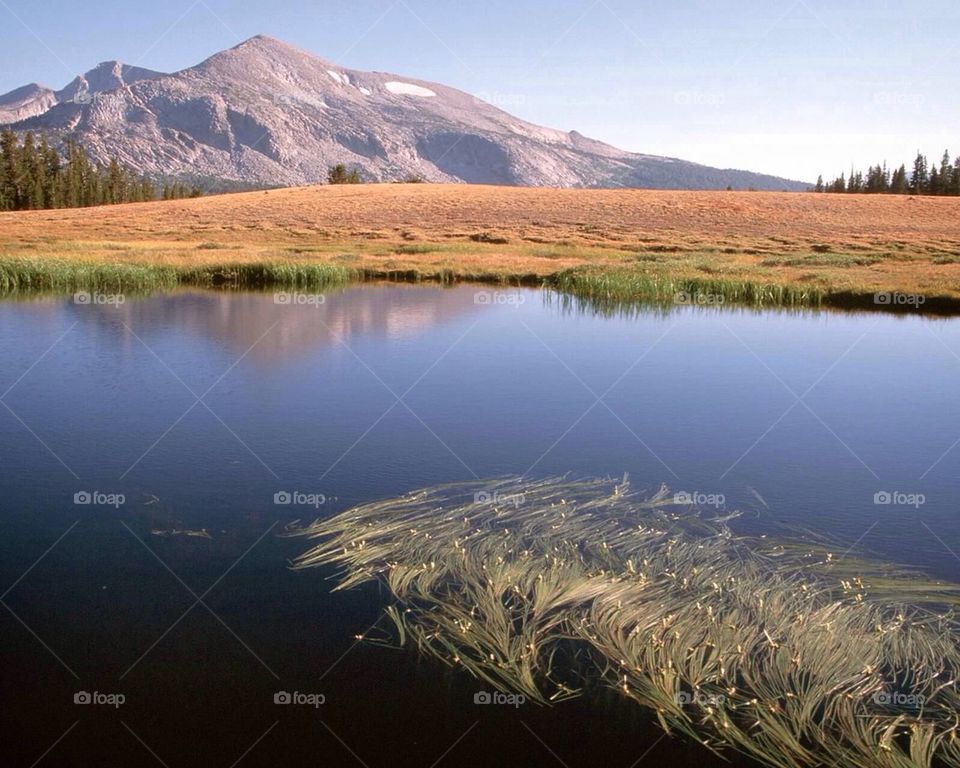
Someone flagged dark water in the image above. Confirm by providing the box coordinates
[1,285,959,767]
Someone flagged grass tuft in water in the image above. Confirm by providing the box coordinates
[0,257,180,294]
[180,262,357,289]
[546,268,825,314]
[0,257,357,296]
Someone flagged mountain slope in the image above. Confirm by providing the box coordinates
[0,83,58,124]
[0,62,162,123]
[1,36,807,190]
[56,61,162,103]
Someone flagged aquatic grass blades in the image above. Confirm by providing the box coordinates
[292,476,960,768]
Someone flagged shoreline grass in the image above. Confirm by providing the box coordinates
[0,257,358,296]
[547,268,827,312]
[1,255,958,315]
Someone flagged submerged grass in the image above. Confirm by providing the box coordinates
[291,477,960,768]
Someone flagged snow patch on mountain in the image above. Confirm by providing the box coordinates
[385,82,436,97]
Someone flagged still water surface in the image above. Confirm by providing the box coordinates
[1,285,958,767]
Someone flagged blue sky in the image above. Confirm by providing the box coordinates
[1,0,957,181]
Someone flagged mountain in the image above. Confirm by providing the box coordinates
[0,84,57,124]
[0,36,807,191]
[0,61,161,123]
[55,61,162,103]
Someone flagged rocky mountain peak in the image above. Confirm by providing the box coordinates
[0,36,808,191]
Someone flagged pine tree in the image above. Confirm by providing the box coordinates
[846,169,863,193]
[43,140,60,207]
[865,164,888,193]
[27,135,50,209]
[327,164,361,184]
[910,152,928,194]
[0,128,16,211]
[0,132,200,210]
[818,153,959,197]
[106,158,123,204]
[939,151,952,195]
[16,132,37,209]
[890,164,908,195]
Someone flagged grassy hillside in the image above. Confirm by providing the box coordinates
[1,183,959,310]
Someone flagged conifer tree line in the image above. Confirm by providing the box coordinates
[814,150,960,195]
[0,128,202,211]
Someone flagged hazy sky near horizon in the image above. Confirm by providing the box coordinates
[1,0,957,181]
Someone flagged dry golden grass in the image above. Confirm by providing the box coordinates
[2,183,960,300]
